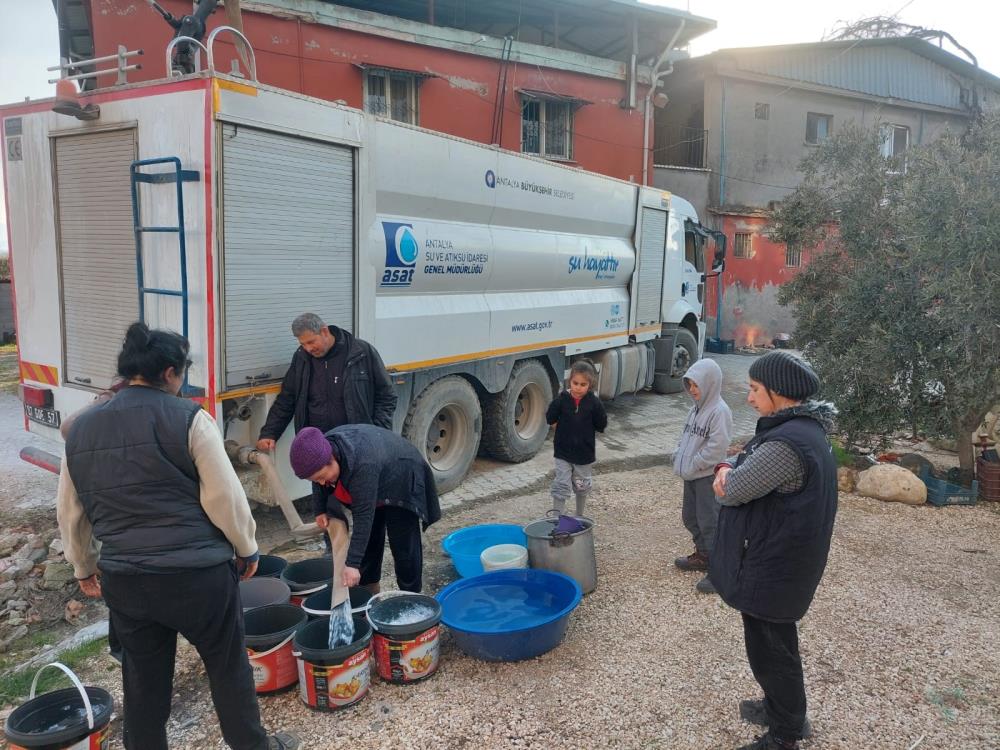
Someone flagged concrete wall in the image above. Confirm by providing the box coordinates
[652,166,711,226]
[0,282,13,341]
[704,76,971,208]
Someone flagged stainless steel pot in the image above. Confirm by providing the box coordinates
[523,516,597,594]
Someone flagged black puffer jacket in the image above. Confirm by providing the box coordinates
[313,424,441,568]
[710,402,838,623]
[545,391,608,466]
[259,326,397,439]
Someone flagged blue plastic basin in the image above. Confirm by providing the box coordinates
[435,569,582,662]
[441,524,527,578]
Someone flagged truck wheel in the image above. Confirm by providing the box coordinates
[652,329,698,394]
[481,359,554,463]
[403,376,482,494]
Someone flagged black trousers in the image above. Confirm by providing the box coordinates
[101,562,268,750]
[742,613,807,743]
[359,505,424,592]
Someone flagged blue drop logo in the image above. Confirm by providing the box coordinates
[395,227,419,265]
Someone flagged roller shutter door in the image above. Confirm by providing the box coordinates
[634,207,667,326]
[221,125,355,387]
[54,129,138,389]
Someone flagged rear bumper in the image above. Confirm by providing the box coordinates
[20,446,61,474]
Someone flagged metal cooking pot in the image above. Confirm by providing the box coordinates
[522,516,597,594]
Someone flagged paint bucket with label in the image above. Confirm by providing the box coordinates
[239,577,290,612]
[366,592,442,684]
[301,587,373,619]
[292,615,372,711]
[280,558,331,606]
[4,663,114,750]
[244,604,308,695]
[253,555,288,579]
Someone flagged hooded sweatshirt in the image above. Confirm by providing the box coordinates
[673,358,733,481]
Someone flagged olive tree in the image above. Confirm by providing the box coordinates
[770,117,1000,479]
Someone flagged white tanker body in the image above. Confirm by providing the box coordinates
[3,64,723,510]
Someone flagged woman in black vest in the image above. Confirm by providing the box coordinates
[57,323,297,750]
[709,351,838,750]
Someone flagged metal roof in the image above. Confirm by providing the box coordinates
[323,0,716,62]
[682,38,1000,111]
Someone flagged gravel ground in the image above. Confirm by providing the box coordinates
[56,467,1000,749]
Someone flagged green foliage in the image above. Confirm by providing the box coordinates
[0,637,108,707]
[772,117,1000,474]
[830,438,853,468]
[0,255,9,281]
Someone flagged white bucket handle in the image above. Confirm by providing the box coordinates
[293,582,328,597]
[247,631,296,659]
[30,662,94,731]
[364,589,408,632]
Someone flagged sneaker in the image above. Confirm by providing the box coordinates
[268,731,302,750]
[736,732,799,750]
[739,699,813,739]
[695,575,717,594]
[674,551,708,571]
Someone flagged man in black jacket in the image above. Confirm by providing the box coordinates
[289,425,441,593]
[256,312,397,452]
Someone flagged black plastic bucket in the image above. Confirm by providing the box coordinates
[367,593,442,684]
[244,604,308,694]
[301,587,373,619]
[280,558,331,606]
[253,554,288,579]
[4,664,114,750]
[239,577,290,612]
[293,615,372,711]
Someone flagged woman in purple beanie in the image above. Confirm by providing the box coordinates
[290,424,441,593]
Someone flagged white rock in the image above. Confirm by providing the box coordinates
[856,463,928,505]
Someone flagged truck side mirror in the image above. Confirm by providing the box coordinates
[702,231,726,279]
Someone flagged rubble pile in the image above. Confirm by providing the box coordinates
[0,528,84,653]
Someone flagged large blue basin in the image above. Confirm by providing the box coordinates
[435,569,582,662]
[441,524,527,578]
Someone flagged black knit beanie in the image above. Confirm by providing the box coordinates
[748,351,820,400]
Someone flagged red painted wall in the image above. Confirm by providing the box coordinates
[86,0,649,183]
[703,215,813,347]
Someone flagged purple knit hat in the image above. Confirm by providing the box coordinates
[289,427,332,479]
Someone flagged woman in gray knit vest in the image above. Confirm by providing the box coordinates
[57,323,297,750]
[710,351,838,750]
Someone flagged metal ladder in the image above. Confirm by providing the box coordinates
[129,157,201,392]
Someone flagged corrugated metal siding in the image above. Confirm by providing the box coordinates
[635,207,667,326]
[54,129,139,389]
[736,47,965,110]
[221,125,355,388]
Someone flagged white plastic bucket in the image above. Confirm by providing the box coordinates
[480,543,529,572]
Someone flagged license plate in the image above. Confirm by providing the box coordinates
[24,404,61,428]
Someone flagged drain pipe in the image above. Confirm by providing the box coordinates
[642,20,685,186]
[229,443,322,540]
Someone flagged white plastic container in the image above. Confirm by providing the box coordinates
[480,544,529,572]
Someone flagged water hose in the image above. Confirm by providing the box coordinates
[231,444,321,540]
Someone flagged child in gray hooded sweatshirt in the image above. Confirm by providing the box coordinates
[672,358,732,594]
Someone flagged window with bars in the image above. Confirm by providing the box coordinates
[733,232,753,259]
[365,69,419,125]
[754,102,770,120]
[521,97,573,160]
[785,243,802,267]
[805,112,832,144]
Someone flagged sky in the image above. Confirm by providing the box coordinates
[1,0,999,252]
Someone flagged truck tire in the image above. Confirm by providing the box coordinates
[403,376,482,494]
[652,329,698,394]
[481,359,554,463]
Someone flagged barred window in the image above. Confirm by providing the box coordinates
[521,97,573,160]
[365,69,419,125]
[733,232,753,259]
[805,112,832,144]
[785,243,802,267]
[754,102,770,120]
